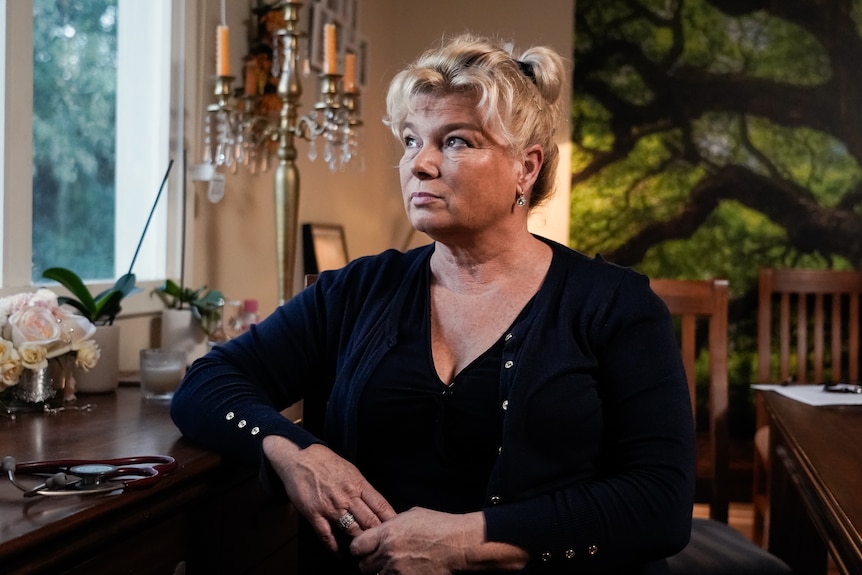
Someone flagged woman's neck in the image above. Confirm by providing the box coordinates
[429,233,550,294]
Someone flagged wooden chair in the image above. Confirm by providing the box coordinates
[652,278,790,574]
[752,267,862,546]
[651,278,730,522]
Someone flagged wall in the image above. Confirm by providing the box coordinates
[105,0,574,372]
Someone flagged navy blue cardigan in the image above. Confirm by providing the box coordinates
[171,238,695,573]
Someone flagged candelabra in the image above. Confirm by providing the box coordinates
[203,0,362,303]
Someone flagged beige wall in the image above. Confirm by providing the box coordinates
[114,0,573,370]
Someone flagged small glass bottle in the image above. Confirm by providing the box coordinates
[205,298,229,348]
[241,299,259,330]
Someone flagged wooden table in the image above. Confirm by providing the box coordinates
[762,391,862,575]
[0,387,297,574]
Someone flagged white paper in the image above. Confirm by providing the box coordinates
[751,384,862,406]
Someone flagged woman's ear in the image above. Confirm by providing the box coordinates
[519,144,544,190]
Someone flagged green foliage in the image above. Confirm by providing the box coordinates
[32,0,118,281]
[151,280,225,336]
[572,0,862,436]
[42,267,139,325]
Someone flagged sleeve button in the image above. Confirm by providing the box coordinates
[565,549,575,559]
[225,412,235,420]
[588,545,598,555]
[251,426,260,435]
[541,552,552,562]
[237,419,247,428]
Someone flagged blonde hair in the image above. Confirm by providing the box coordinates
[384,34,566,207]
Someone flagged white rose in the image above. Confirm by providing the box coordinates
[18,343,48,371]
[58,307,97,350]
[0,358,23,387]
[75,339,100,371]
[0,338,14,362]
[31,288,60,307]
[9,307,61,347]
[0,299,14,331]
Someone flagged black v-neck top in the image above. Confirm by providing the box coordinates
[356,264,530,513]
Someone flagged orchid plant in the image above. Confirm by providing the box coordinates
[41,268,139,326]
[152,279,225,336]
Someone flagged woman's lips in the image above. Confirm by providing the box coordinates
[410,191,442,206]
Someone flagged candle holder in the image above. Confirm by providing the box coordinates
[202,0,362,303]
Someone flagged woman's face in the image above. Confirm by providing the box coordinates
[398,92,526,242]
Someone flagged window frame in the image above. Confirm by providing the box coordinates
[0,0,197,317]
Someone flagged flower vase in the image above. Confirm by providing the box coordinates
[0,356,71,416]
[74,324,120,394]
[160,309,208,365]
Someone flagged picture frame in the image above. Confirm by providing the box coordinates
[356,35,368,88]
[302,223,349,274]
[343,0,359,45]
[308,3,337,72]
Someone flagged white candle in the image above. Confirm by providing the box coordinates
[140,349,187,399]
[323,23,337,75]
[344,53,357,93]
[141,365,185,395]
[217,24,230,76]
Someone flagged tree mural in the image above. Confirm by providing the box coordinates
[572,0,862,433]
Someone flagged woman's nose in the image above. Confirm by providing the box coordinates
[410,145,440,178]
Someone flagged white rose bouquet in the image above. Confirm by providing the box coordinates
[0,288,100,393]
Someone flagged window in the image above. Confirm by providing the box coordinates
[1,0,183,301]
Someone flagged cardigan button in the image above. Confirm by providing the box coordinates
[541,552,552,562]
[588,544,598,555]
[504,360,514,369]
[565,549,575,559]
[225,412,235,420]
[490,495,501,505]
[501,400,508,411]
[237,419,247,428]
[504,333,513,341]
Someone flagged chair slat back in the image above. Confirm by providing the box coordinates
[650,278,730,523]
[757,268,862,384]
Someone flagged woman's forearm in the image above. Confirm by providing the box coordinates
[459,511,530,571]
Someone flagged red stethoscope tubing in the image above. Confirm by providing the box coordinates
[13,455,176,490]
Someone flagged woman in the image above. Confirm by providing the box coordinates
[171,34,695,574]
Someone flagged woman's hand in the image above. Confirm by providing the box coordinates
[350,508,529,574]
[262,435,396,553]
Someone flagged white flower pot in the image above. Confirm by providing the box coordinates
[160,309,208,365]
[74,324,121,394]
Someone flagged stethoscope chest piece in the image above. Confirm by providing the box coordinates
[69,464,118,488]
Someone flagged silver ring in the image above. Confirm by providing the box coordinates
[338,512,356,530]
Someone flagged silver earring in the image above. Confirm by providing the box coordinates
[516,194,526,207]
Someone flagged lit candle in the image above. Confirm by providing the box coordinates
[323,23,337,75]
[217,24,230,76]
[344,52,357,93]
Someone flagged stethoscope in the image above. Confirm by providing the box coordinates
[2,455,177,497]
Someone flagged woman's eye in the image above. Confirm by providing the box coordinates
[404,136,419,149]
[445,136,468,148]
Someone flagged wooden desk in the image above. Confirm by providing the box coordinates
[762,391,862,575]
[0,387,297,574]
